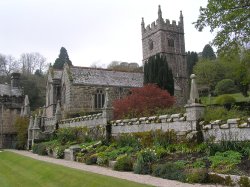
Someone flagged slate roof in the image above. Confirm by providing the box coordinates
[70,66,143,87]
[0,84,22,96]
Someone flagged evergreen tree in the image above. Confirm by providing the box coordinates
[144,54,174,95]
[53,47,72,69]
[186,51,198,76]
[202,44,216,60]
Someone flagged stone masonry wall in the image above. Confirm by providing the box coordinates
[201,118,250,142]
[111,113,196,137]
[59,113,105,129]
[64,85,130,115]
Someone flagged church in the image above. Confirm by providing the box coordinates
[45,6,188,118]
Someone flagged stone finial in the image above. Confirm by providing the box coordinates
[180,10,183,18]
[189,74,199,104]
[23,95,30,116]
[28,116,34,129]
[141,17,145,26]
[179,10,184,25]
[104,88,112,109]
[158,5,162,19]
[141,17,145,31]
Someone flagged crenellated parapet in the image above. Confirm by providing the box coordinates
[142,17,184,40]
[141,5,184,40]
[201,118,250,142]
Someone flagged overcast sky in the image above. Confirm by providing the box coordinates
[0,0,214,67]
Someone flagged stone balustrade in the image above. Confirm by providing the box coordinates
[201,118,250,142]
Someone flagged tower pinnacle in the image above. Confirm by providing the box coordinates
[141,17,145,31]
[158,5,162,19]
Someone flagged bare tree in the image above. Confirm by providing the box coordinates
[19,52,47,75]
[0,54,20,76]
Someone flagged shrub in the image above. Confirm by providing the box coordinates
[14,116,29,150]
[185,168,207,183]
[75,152,85,162]
[85,154,98,165]
[133,148,157,174]
[215,94,236,106]
[97,153,108,166]
[152,161,187,182]
[204,106,248,121]
[32,143,47,155]
[116,134,140,149]
[53,145,66,159]
[208,150,242,173]
[113,84,175,119]
[208,174,226,185]
[56,127,89,145]
[238,176,250,187]
[114,154,133,171]
[215,79,237,95]
[153,130,177,148]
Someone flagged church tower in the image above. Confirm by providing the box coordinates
[141,5,188,104]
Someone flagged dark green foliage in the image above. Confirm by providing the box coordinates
[208,174,226,185]
[239,176,250,187]
[204,106,248,121]
[144,54,174,95]
[133,148,157,174]
[194,0,250,53]
[185,168,207,183]
[20,74,46,110]
[215,79,238,95]
[85,154,98,165]
[53,47,72,69]
[32,143,47,155]
[14,116,29,149]
[186,51,198,76]
[208,151,242,173]
[114,154,133,171]
[152,161,187,182]
[116,134,140,150]
[208,141,250,158]
[153,130,177,148]
[202,44,216,60]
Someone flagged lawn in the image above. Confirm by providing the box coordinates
[0,151,150,187]
[201,92,250,105]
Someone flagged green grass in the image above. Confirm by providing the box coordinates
[201,92,250,105]
[0,151,151,187]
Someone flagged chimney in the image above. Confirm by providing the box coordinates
[11,73,21,88]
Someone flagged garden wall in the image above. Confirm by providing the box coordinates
[111,113,195,137]
[201,118,250,142]
[58,113,105,128]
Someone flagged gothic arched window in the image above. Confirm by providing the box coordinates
[148,39,154,50]
[94,89,105,109]
[168,38,174,47]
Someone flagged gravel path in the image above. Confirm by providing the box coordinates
[6,150,218,187]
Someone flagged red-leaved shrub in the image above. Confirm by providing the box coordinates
[113,84,175,119]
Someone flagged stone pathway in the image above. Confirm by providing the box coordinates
[7,150,218,187]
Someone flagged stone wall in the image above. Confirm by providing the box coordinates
[111,114,193,137]
[59,113,105,129]
[201,118,250,142]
